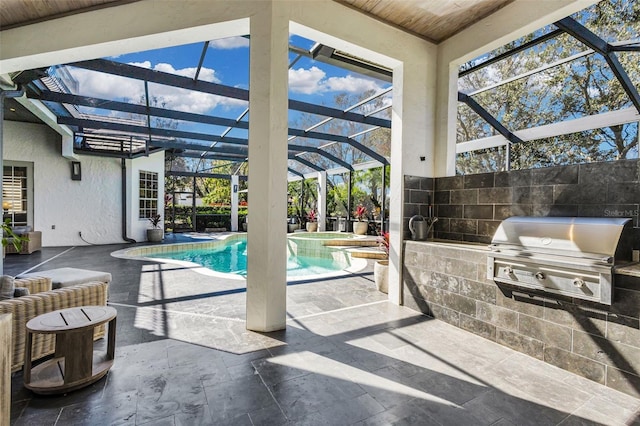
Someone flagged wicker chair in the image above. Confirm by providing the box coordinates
[5,230,42,255]
[0,277,109,372]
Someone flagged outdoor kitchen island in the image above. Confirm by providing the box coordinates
[402,237,640,398]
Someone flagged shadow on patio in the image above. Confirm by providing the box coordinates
[6,242,640,425]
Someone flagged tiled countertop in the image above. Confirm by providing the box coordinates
[406,240,640,279]
[615,263,640,277]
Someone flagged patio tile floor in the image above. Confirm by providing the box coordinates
[5,237,640,425]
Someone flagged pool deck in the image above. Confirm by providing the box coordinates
[5,233,640,425]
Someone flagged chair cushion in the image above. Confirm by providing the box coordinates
[11,226,33,235]
[13,287,29,297]
[18,267,112,289]
[0,275,15,300]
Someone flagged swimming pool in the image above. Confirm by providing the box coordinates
[112,233,366,280]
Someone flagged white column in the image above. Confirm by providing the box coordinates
[388,51,436,305]
[230,175,239,232]
[317,171,327,232]
[246,1,289,332]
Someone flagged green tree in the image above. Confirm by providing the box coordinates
[457,0,639,173]
[201,161,248,206]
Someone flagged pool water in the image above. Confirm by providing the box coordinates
[159,240,345,277]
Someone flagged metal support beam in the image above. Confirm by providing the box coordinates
[458,92,524,144]
[290,155,323,172]
[288,99,390,128]
[57,116,249,146]
[459,29,564,78]
[166,170,248,181]
[555,17,640,113]
[40,91,386,163]
[288,144,353,170]
[31,90,249,129]
[71,59,390,127]
[151,140,248,155]
[194,41,210,82]
[288,168,304,178]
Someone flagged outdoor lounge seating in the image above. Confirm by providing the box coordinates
[4,226,42,255]
[18,267,112,289]
[0,276,109,372]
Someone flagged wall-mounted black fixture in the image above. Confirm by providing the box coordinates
[71,161,82,180]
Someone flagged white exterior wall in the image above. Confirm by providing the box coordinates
[127,151,166,243]
[3,121,123,246]
[3,121,164,246]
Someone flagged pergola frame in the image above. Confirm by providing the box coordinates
[455,16,640,168]
[23,56,391,175]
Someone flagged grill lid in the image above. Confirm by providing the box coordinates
[490,216,633,260]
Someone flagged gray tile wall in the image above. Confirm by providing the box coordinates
[403,176,434,240]
[403,241,640,398]
[421,159,640,243]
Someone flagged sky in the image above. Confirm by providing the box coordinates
[63,34,391,123]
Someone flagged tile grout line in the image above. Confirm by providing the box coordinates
[286,300,388,322]
[18,246,77,275]
[107,301,246,323]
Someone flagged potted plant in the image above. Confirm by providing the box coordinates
[374,231,389,293]
[353,205,368,235]
[306,209,318,232]
[2,219,27,257]
[287,217,300,233]
[147,213,164,242]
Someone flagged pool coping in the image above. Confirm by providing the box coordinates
[111,232,369,282]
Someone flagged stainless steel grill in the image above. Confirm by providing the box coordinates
[487,217,635,305]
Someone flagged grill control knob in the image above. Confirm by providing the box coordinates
[573,278,585,288]
[535,272,545,280]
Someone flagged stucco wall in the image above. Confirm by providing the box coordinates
[127,151,165,243]
[2,120,164,246]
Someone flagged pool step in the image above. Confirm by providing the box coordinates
[322,237,379,247]
[348,247,387,260]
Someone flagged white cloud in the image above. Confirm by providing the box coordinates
[324,75,381,93]
[68,62,244,115]
[153,62,220,83]
[209,36,250,49]
[288,66,326,94]
[288,66,385,95]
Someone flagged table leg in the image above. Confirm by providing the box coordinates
[107,317,117,360]
[23,332,33,384]
[63,330,94,384]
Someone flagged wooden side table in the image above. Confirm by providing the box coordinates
[24,306,117,395]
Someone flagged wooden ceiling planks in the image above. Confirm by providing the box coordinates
[2,0,512,44]
[334,0,514,42]
[0,0,136,30]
